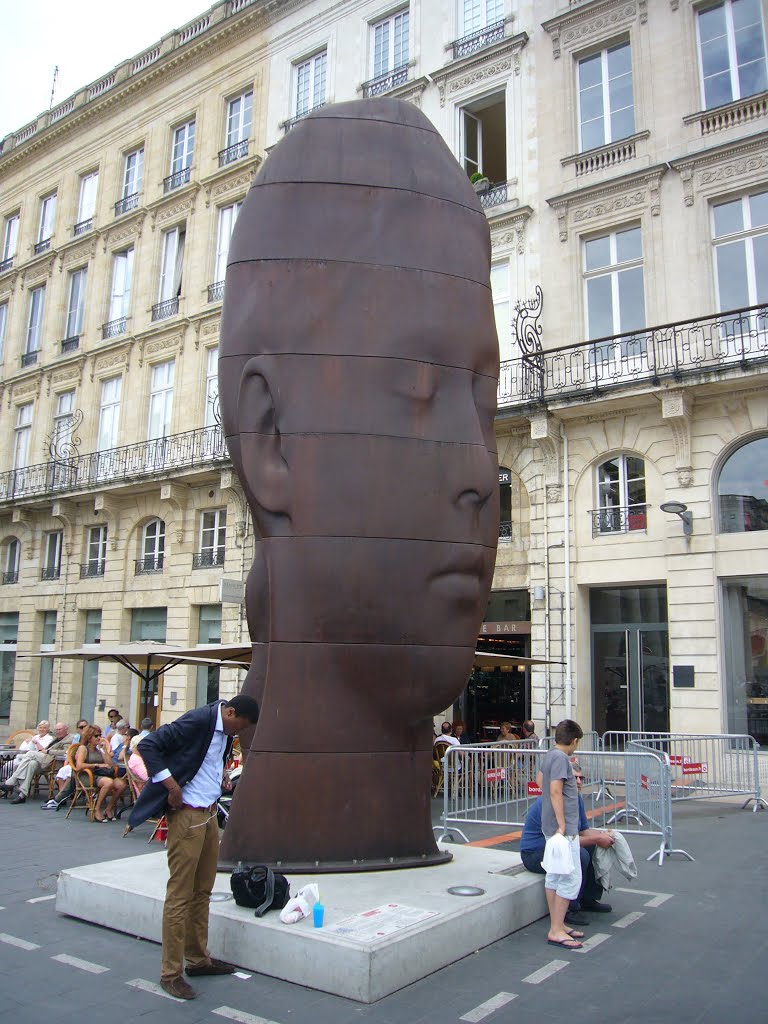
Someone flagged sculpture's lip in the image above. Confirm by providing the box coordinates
[430,551,486,581]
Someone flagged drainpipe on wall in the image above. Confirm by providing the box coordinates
[542,478,550,734]
[560,422,573,718]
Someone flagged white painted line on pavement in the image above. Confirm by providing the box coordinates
[573,932,611,954]
[213,1007,283,1024]
[644,893,673,908]
[0,906,5,911]
[27,895,56,904]
[459,992,518,1022]
[52,953,109,974]
[126,978,186,1002]
[0,933,40,951]
[233,971,252,979]
[612,912,645,929]
[616,887,673,900]
[522,960,569,984]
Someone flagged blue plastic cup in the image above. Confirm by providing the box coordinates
[313,901,324,928]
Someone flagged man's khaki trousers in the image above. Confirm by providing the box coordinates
[161,804,219,981]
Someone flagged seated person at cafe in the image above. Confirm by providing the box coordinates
[434,722,461,748]
[520,760,615,919]
[1,722,71,804]
[520,720,539,742]
[495,721,518,745]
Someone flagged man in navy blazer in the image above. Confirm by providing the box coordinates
[130,695,259,1000]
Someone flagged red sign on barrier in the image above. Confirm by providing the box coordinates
[641,774,649,790]
[486,768,506,782]
[669,755,690,765]
[682,762,708,775]
[527,781,542,796]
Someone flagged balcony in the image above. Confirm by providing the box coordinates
[0,423,226,506]
[40,567,61,581]
[114,193,139,217]
[163,167,191,193]
[478,182,508,210]
[34,238,51,255]
[499,521,512,540]
[60,336,80,354]
[281,103,326,133]
[102,316,127,339]
[135,556,164,575]
[2,571,18,585]
[21,351,39,368]
[362,64,408,98]
[73,218,93,236]
[152,297,179,321]
[451,19,505,59]
[207,280,225,303]
[80,561,106,579]
[498,302,768,407]
[192,549,225,570]
[218,139,249,166]
[590,505,648,538]
[0,257,13,273]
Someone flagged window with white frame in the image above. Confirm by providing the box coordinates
[77,171,98,227]
[2,213,19,262]
[697,0,767,110]
[97,377,121,452]
[26,285,45,353]
[490,262,511,361]
[170,120,195,174]
[86,525,107,575]
[158,226,185,301]
[595,455,647,534]
[13,403,33,470]
[461,0,504,36]
[295,50,327,116]
[584,226,645,342]
[42,531,62,580]
[712,190,768,310]
[198,508,226,567]
[578,41,634,151]
[214,202,242,284]
[2,538,20,584]
[122,148,144,199]
[459,93,507,185]
[109,248,134,322]
[147,360,175,441]
[226,91,252,147]
[0,302,7,362]
[38,193,56,243]
[371,8,409,79]
[139,518,166,572]
[65,267,87,339]
[53,390,75,449]
[205,346,219,428]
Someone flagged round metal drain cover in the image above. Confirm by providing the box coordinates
[447,885,485,897]
[210,893,233,902]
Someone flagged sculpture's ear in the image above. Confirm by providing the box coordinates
[237,359,290,517]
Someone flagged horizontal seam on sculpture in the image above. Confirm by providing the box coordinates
[252,179,485,214]
[236,432,498,444]
[263,538,499,548]
[299,113,439,136]
[220,353,499,380]
[226,257,493,289]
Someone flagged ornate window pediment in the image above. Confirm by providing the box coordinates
[431,32,528,107]
[670,134,768,208]
[542,0,646,61]
[547,164,666,241]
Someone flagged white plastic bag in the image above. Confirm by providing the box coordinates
[280,883,320,924]
[542,833,572,874]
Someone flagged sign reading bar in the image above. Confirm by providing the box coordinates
[499,468,512,485]
[480,621,532,635]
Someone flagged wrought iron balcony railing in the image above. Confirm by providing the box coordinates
[2,571,18,585]
[479,182,508,209]
[34,238,51,255]
[135,556,164,575]
[102,316,127,339]
[73,218,93,236]
[590,505,649,537]
[152,297,179,321]
[498,303,768,407]
[281,103,326,133]
[80,561,106,579]
[0,423,226,505]
[218,139,249,166]
[114,193,139,216]
[0,257,13,273]
[40,567,61,581]
[21,351,39,368]
[192,549,225,569]
[163,167,192,192]
[61,336,80,354]
[451,19,505,59]
[499,521,512,539]
[207,280,225,302]
[362,64,408,98]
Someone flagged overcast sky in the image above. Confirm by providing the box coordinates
[0,0,210,140]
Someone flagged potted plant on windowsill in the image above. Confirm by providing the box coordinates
[470,171,490,194]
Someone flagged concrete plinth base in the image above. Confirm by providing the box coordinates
[57,843,546,1002]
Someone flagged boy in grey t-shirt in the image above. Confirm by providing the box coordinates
[540,719,584,950]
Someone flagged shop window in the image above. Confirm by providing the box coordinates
[718,436,768,532]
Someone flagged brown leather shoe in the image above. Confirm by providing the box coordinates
[186,958,236,977]
[160,976,197,1000]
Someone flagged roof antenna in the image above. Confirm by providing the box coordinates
[49,65,60,110]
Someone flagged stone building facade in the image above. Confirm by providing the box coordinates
[0,0,766,743]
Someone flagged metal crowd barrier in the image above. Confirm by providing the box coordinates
[602,732,766,812]
[437,745,692,865]
[538,731,601,753]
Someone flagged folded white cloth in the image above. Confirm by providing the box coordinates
[542,833,572,874]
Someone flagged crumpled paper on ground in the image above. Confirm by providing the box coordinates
[280,883,320,924]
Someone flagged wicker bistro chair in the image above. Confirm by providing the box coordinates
[65,744,118,821]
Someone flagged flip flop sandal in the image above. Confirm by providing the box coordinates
[547,937,583,949]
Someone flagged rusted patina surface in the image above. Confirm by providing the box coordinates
[218,99,499,871]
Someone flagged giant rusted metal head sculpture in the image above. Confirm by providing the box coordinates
[218,99,499,871]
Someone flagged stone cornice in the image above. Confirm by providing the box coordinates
[101,210,147,253]
[669,129,768,172]
[56,233,100,272]
[670,131,768,206]
[542,0,643,60]
[202,161,260,208]
[490,205,534,254]
[430,32,529,106]
[547,164,667,240]
[147,185,201,230]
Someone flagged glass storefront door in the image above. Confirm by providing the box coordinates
[722,577,768,746]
